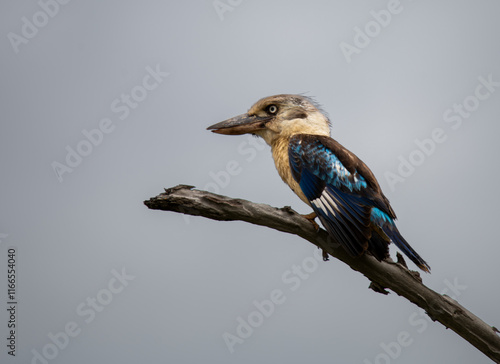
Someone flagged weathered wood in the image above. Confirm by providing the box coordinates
[144,184,500,363]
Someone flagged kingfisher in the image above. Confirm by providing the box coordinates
[207,94,430,272]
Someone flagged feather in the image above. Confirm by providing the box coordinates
[289,134,430,271]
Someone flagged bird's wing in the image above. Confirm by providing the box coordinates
[289,134,430,271]
[288,134,393,257]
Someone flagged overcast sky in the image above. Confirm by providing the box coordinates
[1,1,500,363]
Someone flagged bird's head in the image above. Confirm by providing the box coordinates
[207,94,330,145]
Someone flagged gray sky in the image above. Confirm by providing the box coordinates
[1,1,500,363]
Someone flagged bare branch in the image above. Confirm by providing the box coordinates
[144,184,500,363]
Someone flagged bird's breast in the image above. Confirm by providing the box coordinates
[271,137,310,205]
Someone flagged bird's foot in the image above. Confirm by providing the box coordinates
[302,212,329,260]
[321,248,329,261]
[302,212,319,231]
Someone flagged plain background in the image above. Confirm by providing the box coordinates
[1,1,500,363]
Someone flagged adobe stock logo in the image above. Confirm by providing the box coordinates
[51,64,169,182]
[223,247,325,353]
[30,268,135,364]
[7,0,72,54]
[213,0,243,21]
[339,0,409,63]
[363,278,467,364]
[182,135,266,225]
[384,74,499,191]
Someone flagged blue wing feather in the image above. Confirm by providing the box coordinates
[289,134,430,272]
[289,137,372,256]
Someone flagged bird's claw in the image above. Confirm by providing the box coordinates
[301,212,319,231]
[322,249,329,261]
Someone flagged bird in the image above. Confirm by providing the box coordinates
[207,94,430,272]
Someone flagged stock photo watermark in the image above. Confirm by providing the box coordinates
[339,0,411,64]
[213,0,243,21]
[6,246,18,357]
[51,63,169,183]
[30,267,135,364]
[363,277,467,364]
[222,247,324,353]
[182,135,266,224]
[384,73,499,191]
[7,0,72,54]
[203,136,266,194]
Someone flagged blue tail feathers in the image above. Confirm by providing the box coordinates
[371,208,430,272]
[381,222,430,272]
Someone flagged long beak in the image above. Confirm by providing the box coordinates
[207,113,272,135]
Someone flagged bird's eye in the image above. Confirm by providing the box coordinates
[267,105,278,114]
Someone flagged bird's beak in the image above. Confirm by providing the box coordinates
[207,113,272,135]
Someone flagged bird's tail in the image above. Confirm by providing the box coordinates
[382,224,431,272]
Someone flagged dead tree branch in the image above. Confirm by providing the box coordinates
[144,184,500,363]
